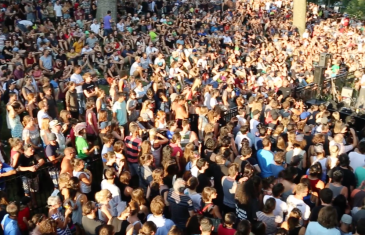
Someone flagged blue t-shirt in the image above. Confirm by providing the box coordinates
[257,149,274,178]
[269,164,285,178]
[112,101,127,126]
[1,214,21,235]
[0,163,14,190]
[103,15,111,29]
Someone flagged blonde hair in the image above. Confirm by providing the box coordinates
[9,137,22,148]
[82,72,91,80]
[200,106,209,116]
[22,115,33,127]
[40,118,50,131]
[59,110,70,123]
[95,189,112,203]
[98,110,108,122]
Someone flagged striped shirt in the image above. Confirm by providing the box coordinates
[50,212,72,235]
[124,136,142,163]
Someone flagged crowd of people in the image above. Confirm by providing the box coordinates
[0,0,365,235]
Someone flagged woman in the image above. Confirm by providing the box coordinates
[85,101,98,142]
[47,196,72,235]
[201,187,223,220]
[302,163,325,195]
[139,154,154,192]
[131,188,149,223]
[95,189,113,223]
[26,93,39,119]
[127,201,142,235]
[22,77,37,103]
[280,208,306,235]
[256,198,279,235]
[235,175,262,222]
[119,171,133,203]
[149,128,169,167]
[96,90,108,113]
[155,111,167,130]
[305,206,340,235]
[146,168,169,202]
[9,137,23,168]
[22,116,41,150]
[8,101,24,138]
[198,106,209,140]
[40,118,51,147]
[71,158,92,199]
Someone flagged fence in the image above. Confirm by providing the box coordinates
[1,156,103,214]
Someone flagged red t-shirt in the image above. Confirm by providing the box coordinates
[217,224,236,235]
[169,143,183,158]
[18,207,30,231]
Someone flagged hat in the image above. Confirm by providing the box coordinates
[252,109,261,116]
[48,133,57,141]
[316,117,328,124]
[49,120,61,129]
[74,122,87,136]
[341,214,352,224]
[85,30,90,34]
[303,125,311,133]
[314,144,324,153]
[170,93,178,102]
[8,79,16,85]
[300,112,311,120]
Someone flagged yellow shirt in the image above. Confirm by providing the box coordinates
[73,41,84,53]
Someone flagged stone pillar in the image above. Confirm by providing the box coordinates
[96,0,117,22]
[293,0,306,36]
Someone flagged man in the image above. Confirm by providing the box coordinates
[235,125,252,151]
[82,0,91,15]
[146,42,159,60]
[46,2,56,22]
[70,65,85,115]
[90,19,100,34]
[45,133,61,189]
[199,217,214,235]
[0,161,16,191]
[37,100,51,129]
[1,203,21,235]
[349,142,365,171]
[53,1,63,21]
[82,201,104,235]
[130,56,144,78]
[82,73,98,102]
[85,33,98,49]
[250,109,260,137]
[124,125,141,176]
[147,196,174,235]
[81,44,95,63]
[61,147,76,175]
[257,137,274,178]
[286,183,310,225]
[13,63,24,81]
[196,159,212,193]
[167,178,194,229]
[101,168,123,217]
[112,92,128,132]
[43,86,58,119]
[49,120,66,152]
[174,96,188,129]
[309,188,335,222]
[154,53,166,68]
[263,183,288,223]
[39,50,54,75]
[329,154,356,193]
[103,10,113,36]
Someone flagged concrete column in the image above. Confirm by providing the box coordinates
[293,0,307,36]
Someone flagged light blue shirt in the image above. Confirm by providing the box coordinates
[1,214,21,235]
[257,149,274,178]
[305,222,340,235]
[112,100,127,125]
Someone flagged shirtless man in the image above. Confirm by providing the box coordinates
[174,95,189,129]
[61,147,76,175]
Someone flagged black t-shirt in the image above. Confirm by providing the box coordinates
[18,153,42,178]
[277,87,291,102]
[167,190,194,228]
[56,54,67,63]
[236,198,259,222]
[82,82,97,101]
[165,39,175,49]
[155,0,163,9]
[309,205,342,222]
[3,46,13,60]
[82,216,104,235]
[196,171,211,193]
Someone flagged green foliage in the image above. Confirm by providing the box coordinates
[346,0,365,18]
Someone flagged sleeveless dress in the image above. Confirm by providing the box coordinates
[73,171,91,194]
[9,115,23,138]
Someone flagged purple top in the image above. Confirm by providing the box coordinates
[103,15,111,29]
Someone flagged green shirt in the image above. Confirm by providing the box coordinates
[76,136,89,159]
[149,31,158,41]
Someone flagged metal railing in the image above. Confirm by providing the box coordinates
[1,156,103,214]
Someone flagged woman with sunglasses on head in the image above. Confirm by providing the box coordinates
[22,115,41,151]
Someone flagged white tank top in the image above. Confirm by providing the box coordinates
[73,171,91,193]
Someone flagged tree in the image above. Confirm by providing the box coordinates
[96,0,117,22]
[346,0,365,19]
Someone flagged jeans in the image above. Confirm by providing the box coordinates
[77,93,85,114]
[104,28,113,36]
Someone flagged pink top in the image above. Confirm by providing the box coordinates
[85,109,98,135]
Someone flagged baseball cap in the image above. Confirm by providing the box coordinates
[48,133,57,141]
[170,93,178,102]
[300,112,311,120]
[192,49,197,52]
[85,30,90,34]
[314,144,324,153]
[49,120,61,129]
[341,214,352,224]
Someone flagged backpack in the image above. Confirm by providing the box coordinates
[197,204,221,233]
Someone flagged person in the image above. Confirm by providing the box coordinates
[286,183,310,224]
[235,175,261,222]
[305,206,340,235]
[339,214,352,235]
[199,217,214,235]
[146,196,174,235]
[101,167,123,217]
[72,158,92,199]
[47,196,72,235]
[263,183,288,223]
[82,201,104,235]
[70,65,85,115]
[103,11,113,36]
[167,178,194,229]
[257,137,274,178]
[124,124,142,177]
[256,198,280,235]
[217,212,236,235]
[1,202,21,235]
[112,92,128,133]
[61,147,76,175]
